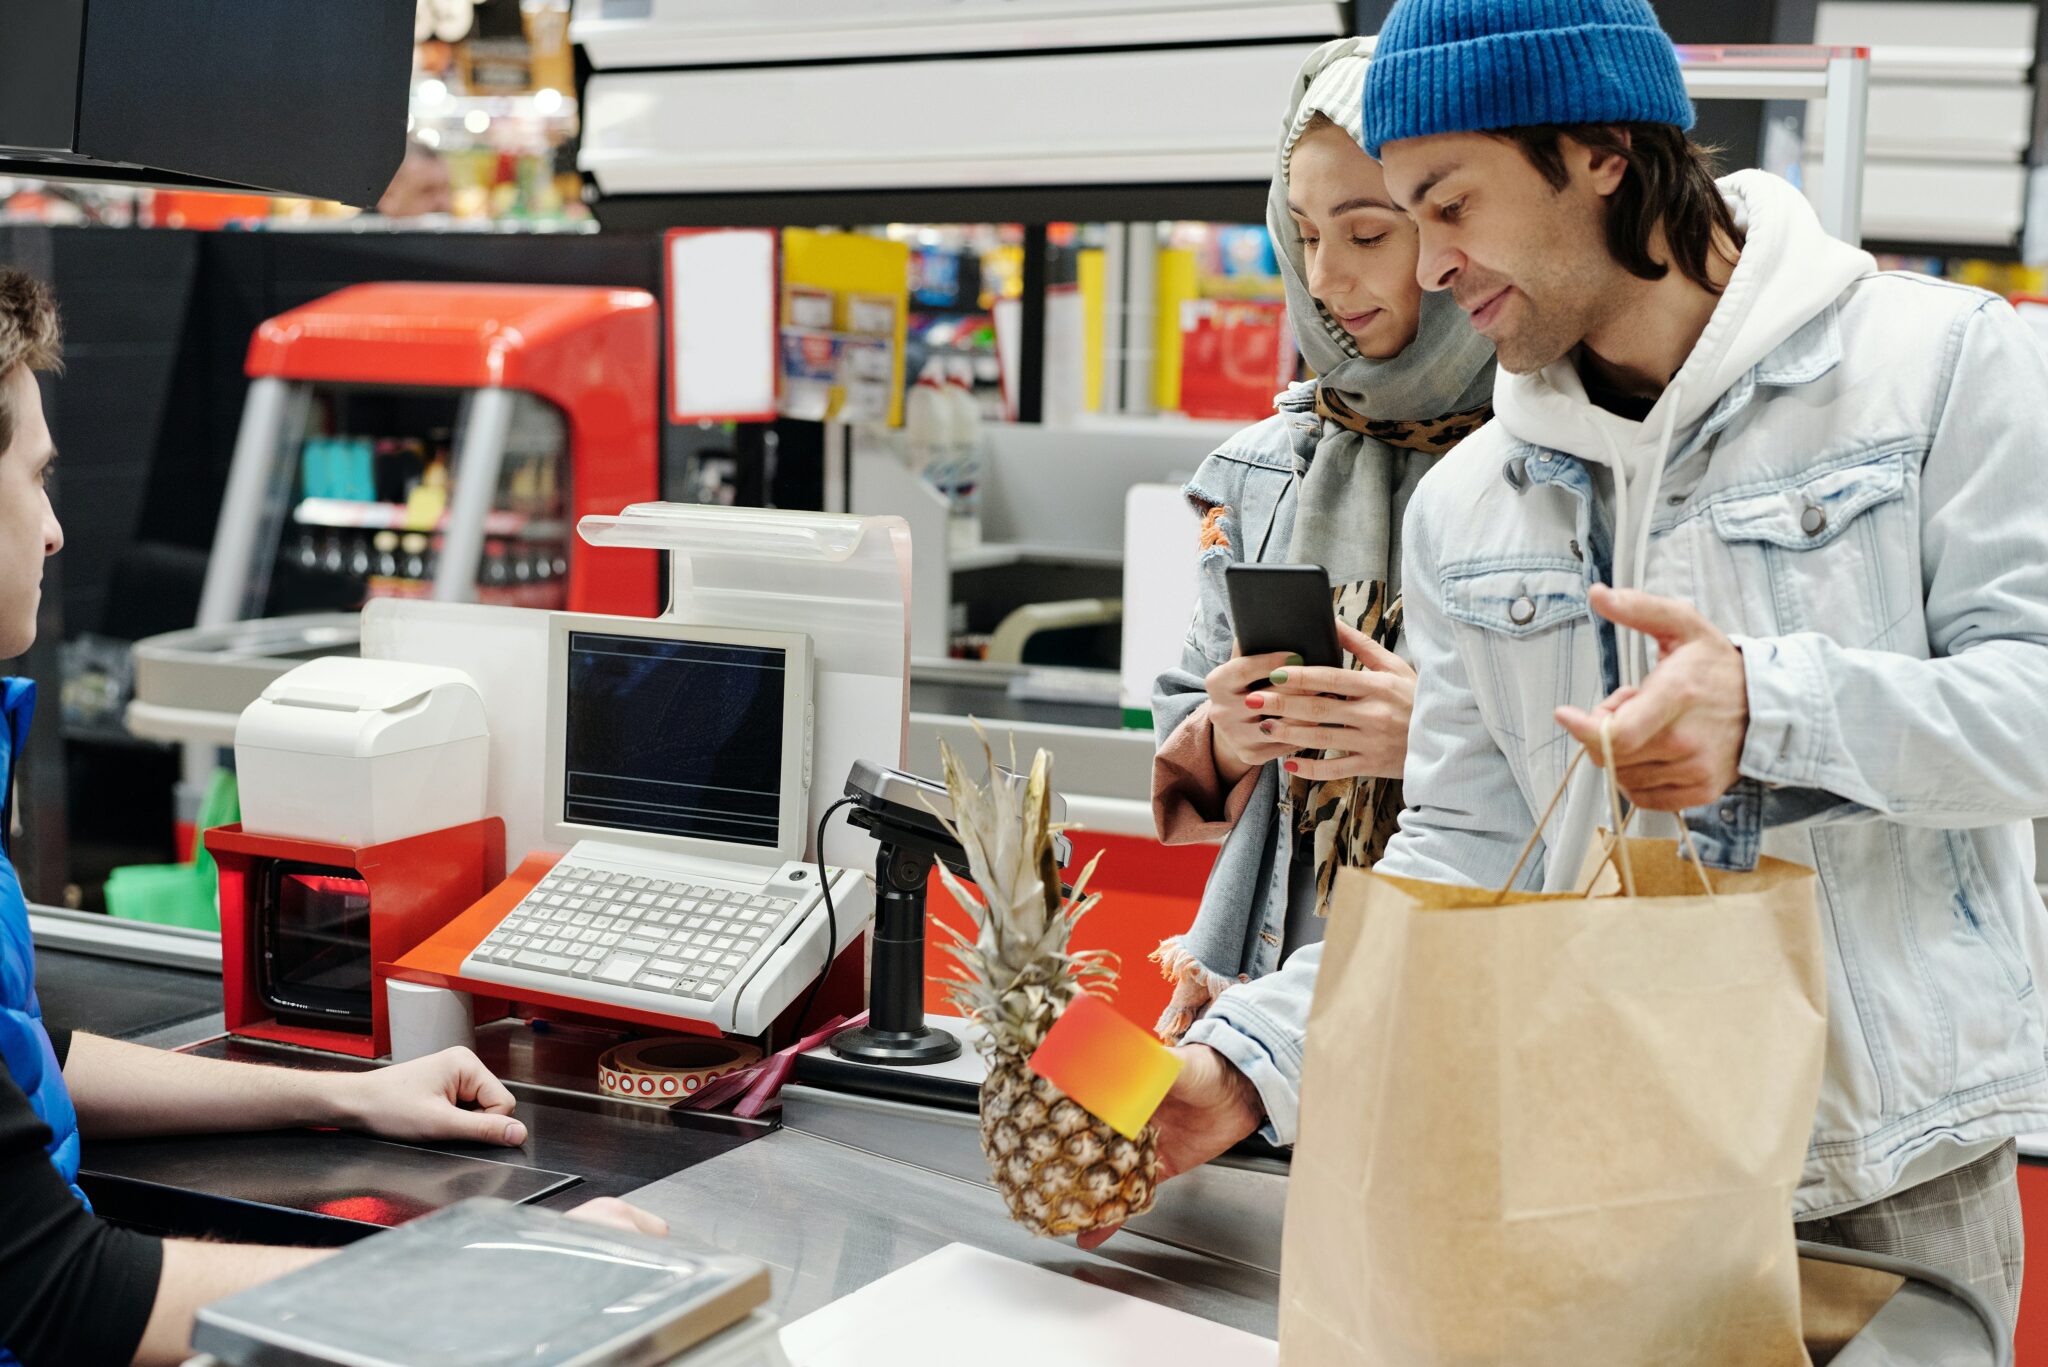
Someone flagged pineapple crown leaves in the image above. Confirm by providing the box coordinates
[925,723,1118,1042]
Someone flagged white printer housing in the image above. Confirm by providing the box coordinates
[236,658,490,848]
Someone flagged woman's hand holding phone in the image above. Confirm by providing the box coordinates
[1248,622,1417,781]
[1205,647,1305,784]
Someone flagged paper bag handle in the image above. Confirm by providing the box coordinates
[1491,718,1716,904]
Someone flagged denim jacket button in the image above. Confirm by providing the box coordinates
[1801,505,1827,537]
[1508,596,1537,626]
[1719,803,1738,823]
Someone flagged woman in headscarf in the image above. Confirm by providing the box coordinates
[1151,38,1496,1041]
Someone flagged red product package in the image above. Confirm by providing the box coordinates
[1178,299,1298,421]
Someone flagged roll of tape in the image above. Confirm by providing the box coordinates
[597,1037,763,1102]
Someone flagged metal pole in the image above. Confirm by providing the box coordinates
[432,387,517,602]
[1018,224,1048,425]
[1817,53,1870,245]
[194,376,294,629]
[1122,221,1159,418]
[1099,223,1126,414]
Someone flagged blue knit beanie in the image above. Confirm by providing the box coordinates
[1363,0,1695,157]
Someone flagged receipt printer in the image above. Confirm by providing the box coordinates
[236,658,489,848]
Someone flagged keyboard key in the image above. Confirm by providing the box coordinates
[572,913,593,926]
[571,959,597,976]
[629,877,650,890]
[742,925,767,940]
[595,952,646,983]
[599,932,622,946]
[684,916,706,930]
[509,934,529,947]
[649,880,671,893]
[636,892,657,905]
[679,946,703,961]
[651,958,689,975]
[567,898,588,911]
[622,936,661,954]
[514,950,576,972]
[713,936,736,950]
[657,896,679,909]
[692,933,715,947]
[721,952,745,967]
[637,972,677,990]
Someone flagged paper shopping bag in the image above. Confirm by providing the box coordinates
[1279,837,1826,1366]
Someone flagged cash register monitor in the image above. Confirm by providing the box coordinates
[463,613,825,1035]
[543,615,814,868]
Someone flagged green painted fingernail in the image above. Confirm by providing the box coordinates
[1285,654,1304,667]
[1270,669,1290,685]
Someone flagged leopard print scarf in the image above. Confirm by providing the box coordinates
[1291,390,1492,917]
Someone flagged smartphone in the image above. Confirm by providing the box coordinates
[1225,562,1342,668]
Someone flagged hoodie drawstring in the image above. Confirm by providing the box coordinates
[1624,390,1683,686]
[1594,387,1684,690]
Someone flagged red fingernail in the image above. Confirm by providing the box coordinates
[1282,760,1299,774]
[1259,720,1274,736]
[1246,694,1265,709]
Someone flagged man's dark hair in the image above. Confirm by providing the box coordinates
[0,270,61,457]
[1496,123,1745,295]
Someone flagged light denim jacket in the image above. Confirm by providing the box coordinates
[1152,383,1321,1015]
[1188,258,2048,1218]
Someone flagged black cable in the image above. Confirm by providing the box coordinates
[791,796,858,1049]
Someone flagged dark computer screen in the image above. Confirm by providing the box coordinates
[563,632,787,848]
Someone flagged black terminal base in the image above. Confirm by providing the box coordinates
[828,1022,962,1067]
[826,832,967,1068]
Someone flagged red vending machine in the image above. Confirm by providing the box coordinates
[198,283,662,626]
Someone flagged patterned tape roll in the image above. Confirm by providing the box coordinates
[597,1037,764,1102]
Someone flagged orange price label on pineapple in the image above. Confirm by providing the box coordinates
[1027,994,1183,1141]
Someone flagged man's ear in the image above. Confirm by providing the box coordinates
[1575,129,1633,199]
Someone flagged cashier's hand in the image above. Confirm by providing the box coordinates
[1554,587,1749,812]
[1251,623,1416,782]
[334,1046,529,1147]
[1075,1044,1263,1252]
[565,1196,670,1238]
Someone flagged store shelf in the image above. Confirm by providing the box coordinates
[572,0,1343,70]
[293,498,564,541]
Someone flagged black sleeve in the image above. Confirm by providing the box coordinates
[0,1057,162,1367]
[47,1026,70,1069]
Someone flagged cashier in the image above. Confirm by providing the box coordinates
[0,269,666,1367]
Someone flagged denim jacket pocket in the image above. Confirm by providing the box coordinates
[1441,559,1589,742]
[1706,449,1912,646]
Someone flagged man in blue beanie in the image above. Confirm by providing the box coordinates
[1097,0,2046,1335]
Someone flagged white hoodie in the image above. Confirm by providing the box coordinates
[1495,170,1877,688]
[1491,171,1876,884]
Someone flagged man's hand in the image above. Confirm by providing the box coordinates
[1555,585,1749,812]
[333,1047,527,1148]
[1076,1044,1264,1252]
[1255,622,1417,782]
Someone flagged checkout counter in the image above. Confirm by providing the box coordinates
[73,497,2019,1363]
[34,909,1286,1354]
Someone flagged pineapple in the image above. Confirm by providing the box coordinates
[930,730,1161,1239]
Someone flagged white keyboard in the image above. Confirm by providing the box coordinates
[459,847,832,1035]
